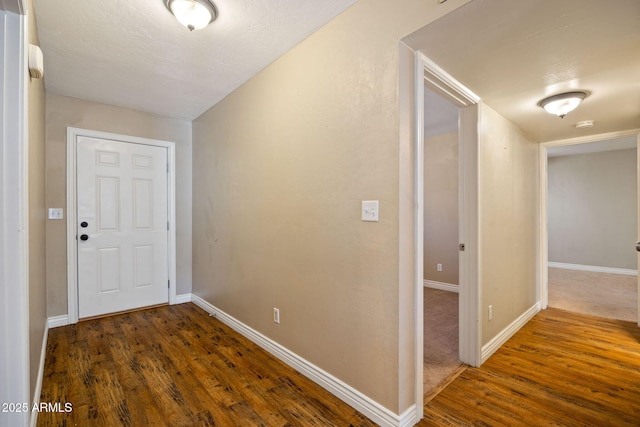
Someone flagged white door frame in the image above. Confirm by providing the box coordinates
[539,128,640,327]
[413,52,481,414]
[66,127,177,324]
[0,1,30,426]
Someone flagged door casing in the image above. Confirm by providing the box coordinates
[413,52,481,419]
[67,127,177,324]
[539,128,640,327]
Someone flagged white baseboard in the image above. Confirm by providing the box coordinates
[30,319,49,427]
[481,302,540,364]
[47,315,69,329]
[424,280,459,293]
[548,262,638,276]
[398,405,418,427]
[174,293,192,304]
[190,294,411,427]
[49,294,192,327]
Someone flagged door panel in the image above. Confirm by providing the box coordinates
[77,136,168,318]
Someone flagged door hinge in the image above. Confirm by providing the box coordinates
[168,280,170,289]
[167,221,170,231]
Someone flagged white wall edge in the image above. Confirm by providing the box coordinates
[29,320,49,427]
[548,262,638,276]
[174,293,192,304]
[481,302,541,364]
[190,295,406,427]
[47,315,70,329]
[424,280,459,293]
[0,9,31,425]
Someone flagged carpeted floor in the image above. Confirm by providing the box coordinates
[424,288,462,397]
[548,267,638,323]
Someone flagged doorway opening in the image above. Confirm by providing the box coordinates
[422,85,463,398]
[66,127,178,324]
[540,130,640,327]
[413,53,481,412]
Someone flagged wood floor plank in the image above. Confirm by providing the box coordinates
[38,303,375,427]
[422,308,640,426]
[41,303,640,426]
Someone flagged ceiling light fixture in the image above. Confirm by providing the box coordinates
[165,0,217,31]
[538,91,587,119]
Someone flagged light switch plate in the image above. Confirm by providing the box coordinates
[48,208,64,220]
[362,200,379,222]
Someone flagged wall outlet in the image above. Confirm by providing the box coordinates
[488,305,493,320]
[437,263,443,272]
[273,307,280,324]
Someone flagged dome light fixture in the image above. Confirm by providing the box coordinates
[165,0,217,31]
[538,91,588,119]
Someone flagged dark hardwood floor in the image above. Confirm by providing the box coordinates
[37,303,375,426]
[39,304,640,426]
[421,308,640,426]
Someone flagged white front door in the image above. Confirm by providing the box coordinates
[76,136,169,318]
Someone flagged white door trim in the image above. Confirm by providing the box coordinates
[413,51,481,416]
[66,127,177,324]
[0,2,30,425]
[539,129,640,326]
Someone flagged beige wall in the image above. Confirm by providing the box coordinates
[424,131,459,284]
[45,94,193,317]
[192,0,471,414]
[27,0,47,403]
[548,148,637,270]
[478,104,538,345]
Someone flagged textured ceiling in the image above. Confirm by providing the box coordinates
[405,0,640,142]
[33,0,357,120]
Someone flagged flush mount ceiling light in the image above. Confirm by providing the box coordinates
[165,0,217,31]
[538,91,588,119]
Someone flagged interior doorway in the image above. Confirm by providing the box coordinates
[413,53,481,413]
[422,86,463,397]
[540,130,640,327]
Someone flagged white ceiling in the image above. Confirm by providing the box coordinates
[405,0,640,143]
[33,0,357,120]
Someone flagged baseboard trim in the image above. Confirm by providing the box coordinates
[398,405,418,427]
[481,302,541,364]
[30,319,49,427]
[174,293,192,304]
[424,280,459,293]
[190,294,409,427]
[47,315,69,329]
[549,262,638,276]
[47,294,193,326]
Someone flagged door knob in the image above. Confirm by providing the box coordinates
[80,221,88,228]
[636,242,640,252]
[80,234,89,241]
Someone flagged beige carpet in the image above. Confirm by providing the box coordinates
[548,267,638,322]
[424,288,462,397]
